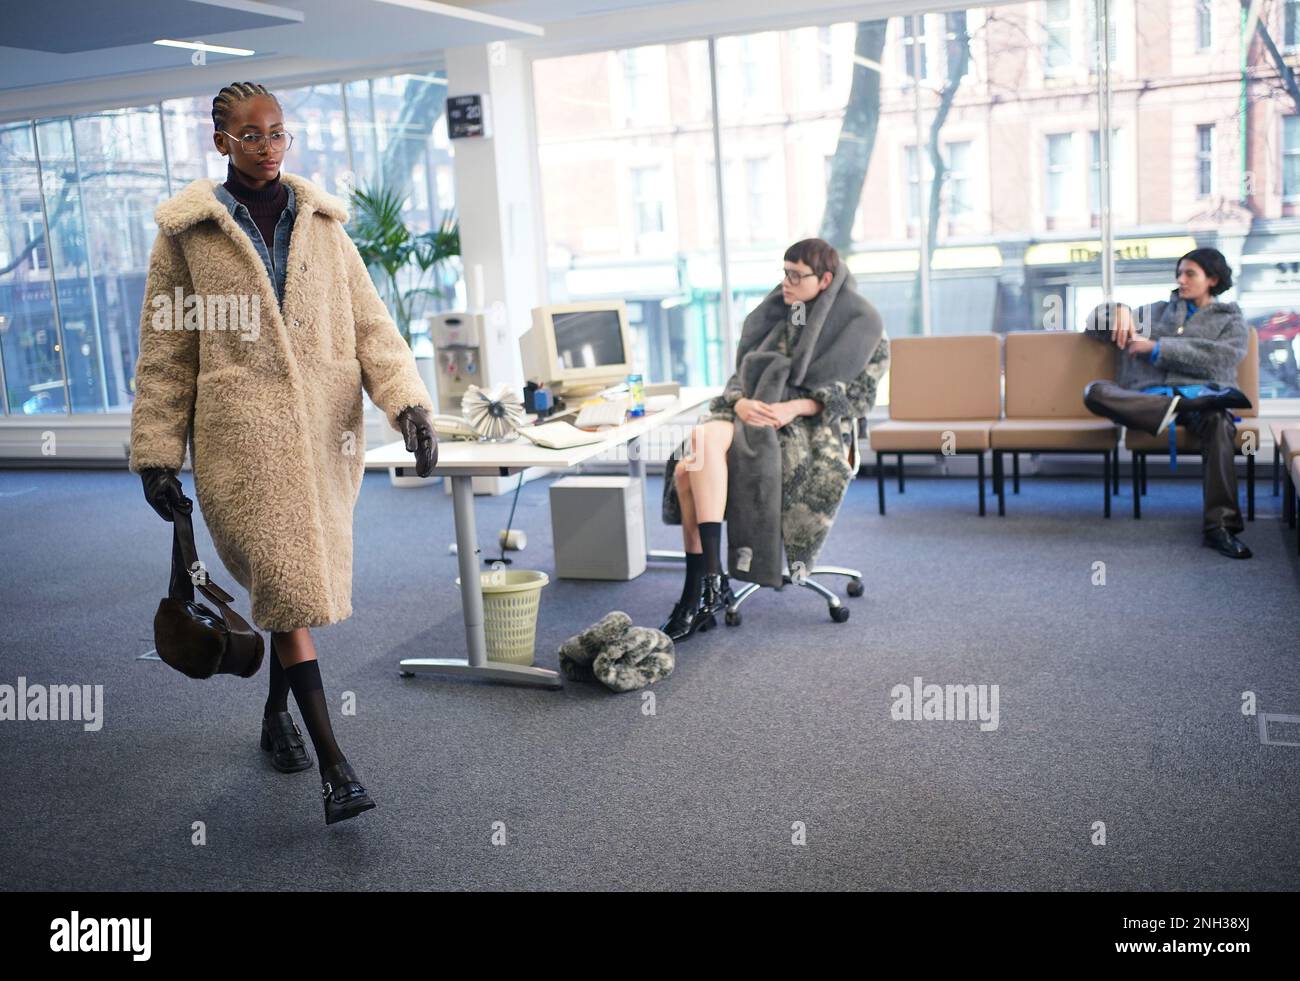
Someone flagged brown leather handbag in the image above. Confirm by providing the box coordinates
[153,501,264,679]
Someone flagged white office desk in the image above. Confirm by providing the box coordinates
[364,386,721,688]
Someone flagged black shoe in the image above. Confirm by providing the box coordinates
[1178,387,1253,416]
[260,710,312,773]
[321,761,376,825]
[1202,528,1252,559]
[700,573,734,617]
[661,596,717,643]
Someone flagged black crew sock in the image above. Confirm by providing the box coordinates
[679,551,705,606]
[284,659,346,774]
[264,636,290,717]
[698,522,723,576]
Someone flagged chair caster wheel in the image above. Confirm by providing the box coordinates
[830,606,850,623]
[725,610,741,626]
[846,579,864,598]
[399,670,415,678]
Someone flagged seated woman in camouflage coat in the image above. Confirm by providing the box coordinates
[660,238,889,642]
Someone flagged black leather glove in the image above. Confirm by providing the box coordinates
[140,467,192,522]
[397,405,438,478]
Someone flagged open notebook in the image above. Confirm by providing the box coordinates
[517,420,609,450]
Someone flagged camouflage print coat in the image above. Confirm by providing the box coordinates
[663,315,890,579]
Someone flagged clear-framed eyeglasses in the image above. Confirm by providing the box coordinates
[221,130,294,153]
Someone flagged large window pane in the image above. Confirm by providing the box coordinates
[275,82,353,199]
[533,41,725,388]
[343,79,380,190]
[34,119,94,413]
[367,72,459,356]
[71,107,170,412]
[0,122,65,415]
[0,75,461,418]
[917,6,1101,342]
[162,96,226,186]
[1117,0,1300,399]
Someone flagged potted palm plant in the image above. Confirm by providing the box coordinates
[348,183,460,486]
[348,182,460,346]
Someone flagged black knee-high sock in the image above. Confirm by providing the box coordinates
[679,551,705,606]
[264,637,290,716]
[698,522,723,575]
[284,659,346,773]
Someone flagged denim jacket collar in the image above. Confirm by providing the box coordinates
[212,178,296,222]
[212,179,296,304]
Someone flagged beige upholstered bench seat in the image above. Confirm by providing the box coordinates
[1280,425,1300,461]
[1124,418,1263,453]
[994,330,1120,516]
[869,420,992,452]
[872,334,1001,516]
[1268,421,1300,497]
[990,419,1119,451]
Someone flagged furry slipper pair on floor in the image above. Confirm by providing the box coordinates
[558,612,674,693]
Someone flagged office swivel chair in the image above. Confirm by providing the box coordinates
[722,419,866,625]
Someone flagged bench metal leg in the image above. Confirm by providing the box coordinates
[897,453,905,493]
[977,452,986,516]
[1133,452,1142,519]
[1247,451,1255,522]
[1286,468,1295,528]
[876,451,886,515]
[1012,452,1020,494]
[994,450,1005,517]
[1103,448,1111,518]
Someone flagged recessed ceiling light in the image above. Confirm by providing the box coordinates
[371,0,545,37]
[154,39,255,57]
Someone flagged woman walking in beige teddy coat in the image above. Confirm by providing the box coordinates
[130,82,437,825]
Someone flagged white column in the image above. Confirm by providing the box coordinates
[444,41,547,394]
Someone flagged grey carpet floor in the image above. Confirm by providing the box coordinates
[2,466,1298,891]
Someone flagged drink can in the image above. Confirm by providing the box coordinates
[627,373,645,417]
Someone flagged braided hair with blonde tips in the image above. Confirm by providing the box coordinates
[211,81,279,132]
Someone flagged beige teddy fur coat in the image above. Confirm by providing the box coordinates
[128,173,433,632]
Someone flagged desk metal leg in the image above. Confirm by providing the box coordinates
[399,474,561,688]
[630,433,687,564]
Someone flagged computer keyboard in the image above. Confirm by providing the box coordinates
[574,397,631,429]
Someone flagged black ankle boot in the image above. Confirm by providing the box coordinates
[260,710,312,773]
[699,573,734,618]
[321,761,376,825]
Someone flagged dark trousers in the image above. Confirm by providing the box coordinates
[1083,381,1242,533]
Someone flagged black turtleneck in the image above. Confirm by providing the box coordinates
[223,162,289,252]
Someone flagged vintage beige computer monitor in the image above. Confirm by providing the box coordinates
[522,300,635,399]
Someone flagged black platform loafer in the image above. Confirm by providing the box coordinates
[661,597,716,643]
[260,710,312,773]
[1203,528,1252,559]
[321,761,376,825]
